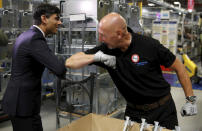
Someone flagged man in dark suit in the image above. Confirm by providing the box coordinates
[2,3,66,131]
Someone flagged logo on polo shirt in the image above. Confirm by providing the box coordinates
[131,54,139,63]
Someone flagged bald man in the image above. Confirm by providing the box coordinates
[65,13,197,129]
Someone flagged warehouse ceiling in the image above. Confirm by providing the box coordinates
[140,0,202,12]
[163,0,202,12]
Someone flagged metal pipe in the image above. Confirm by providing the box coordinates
[181,14,185,46]
[138,2,142,18]
[148,0,188,14]
[60,0,65,15]
[81,20,85,80]
[90,73,95,113]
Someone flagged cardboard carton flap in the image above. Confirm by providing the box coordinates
[57,113,124,131]
[58,113,172,131]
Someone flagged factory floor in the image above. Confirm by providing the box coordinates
[0,87,202,131]
[0,98,58,131]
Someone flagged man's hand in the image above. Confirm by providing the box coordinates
[180,102,197,116]
[94,51,116,69]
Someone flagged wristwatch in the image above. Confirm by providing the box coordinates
[186,96,197,103]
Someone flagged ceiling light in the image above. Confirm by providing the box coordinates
[174,1,181,8]
[188,9,193,13]
[142,8,148,13]
[174,2,180,5]
[169,10,173,12]
[148,3,155,6]
[80,1,93,13]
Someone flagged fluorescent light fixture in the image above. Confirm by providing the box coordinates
[70,14,86,21]
[174,2,180,5]
[80,1,93,13]
[148,3,155,6]
[142,8,148,13]
[174,1,181,8]
[188,9,193,12]
[169,10,173,12]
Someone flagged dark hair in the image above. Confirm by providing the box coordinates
[33,3,60,25]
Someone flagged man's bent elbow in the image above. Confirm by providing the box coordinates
[55,66,67,79]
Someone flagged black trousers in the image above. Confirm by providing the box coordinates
[124,97,178,130]
[10,114,43,131]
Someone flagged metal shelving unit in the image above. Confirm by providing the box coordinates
[55,0,100,128]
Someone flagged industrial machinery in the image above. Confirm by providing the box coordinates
[55,0,105,127]
[55,0,143,128]
[182,53,202,84]
[0,0,147,128]
[0,0,48,121]
[55,73,96,128]
[0,70,10,122]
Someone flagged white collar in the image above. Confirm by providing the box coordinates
[33,25,45,37]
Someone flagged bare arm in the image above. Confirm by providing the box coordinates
[65,52,94,69]
[169,57,194,97]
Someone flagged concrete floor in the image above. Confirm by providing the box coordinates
[172,87,202,131]
[0,99,58,131]
[0,87,202,131]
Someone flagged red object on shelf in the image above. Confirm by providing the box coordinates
[188,0,194,12]
[160,65,173,71]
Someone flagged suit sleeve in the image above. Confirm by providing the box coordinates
[30,38,66,78]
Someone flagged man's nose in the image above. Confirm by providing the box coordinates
[58,20,62,25]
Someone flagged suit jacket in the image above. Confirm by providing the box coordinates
[2,26,66,116]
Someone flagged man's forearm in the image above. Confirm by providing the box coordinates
[65,52,94,69]
[171,58,194,97]
[176,68,194,97]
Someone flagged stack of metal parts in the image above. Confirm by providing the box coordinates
[123,117,181,131]
[0,0,36,43]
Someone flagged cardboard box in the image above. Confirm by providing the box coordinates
[58,113,171,131]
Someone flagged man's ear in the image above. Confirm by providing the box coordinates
[41,15,47,25]
[117,30,122,39]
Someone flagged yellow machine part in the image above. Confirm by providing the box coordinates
[0,0,2,8]
[182,54,197,77]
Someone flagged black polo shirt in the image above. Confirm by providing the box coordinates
[85,27,176,104]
